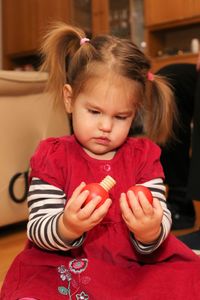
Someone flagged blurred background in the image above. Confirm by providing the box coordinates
[0,0,199,73]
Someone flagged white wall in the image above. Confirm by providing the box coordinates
[0,0,2,69]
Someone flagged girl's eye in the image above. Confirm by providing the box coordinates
[115,115,127,120]
[88,109,100,115]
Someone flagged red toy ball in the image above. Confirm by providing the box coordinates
[127,185,153,205]
[82,175,116,208]
[82,183,109,208]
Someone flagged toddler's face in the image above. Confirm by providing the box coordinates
[67,75,141,160]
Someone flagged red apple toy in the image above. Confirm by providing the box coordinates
[127,185,153,205]
[82,175,116,208]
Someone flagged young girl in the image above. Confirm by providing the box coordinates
[1,23,200,300]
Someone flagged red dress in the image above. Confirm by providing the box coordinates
[1,136,200,300]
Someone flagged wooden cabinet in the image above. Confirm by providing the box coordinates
[144,0,200,71]
[2,0,38,55]
[91,0,109,35]
[145,0,200,26]
[145,0,185,26]
[2,0,112,69]
[3,0,200,71]
[2,0,73,55]
[2,0,137,69]
[2,0,73,69]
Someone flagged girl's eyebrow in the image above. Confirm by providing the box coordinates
[117,111,133,116]
[87,102,134,116]
[86,103,100,109]
[85,102,103,111]
[85,97,136,113]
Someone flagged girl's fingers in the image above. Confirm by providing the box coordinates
[91,198,112,220]
[138,192,154,215]
[75,181,86,193]
[152,197,161,208]
[66,182,88,209]
[79,197,111,221]
[152,198,163,217]
[120,192,129,209]
[127,190,143,218]
[78,195,102,219]
[120,193,136,223]
[70,182,86,200]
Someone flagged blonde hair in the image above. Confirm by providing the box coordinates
[40,22,176,145]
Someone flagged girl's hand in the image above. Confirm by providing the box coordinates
[120,190,163,244]
[58,182,112,242]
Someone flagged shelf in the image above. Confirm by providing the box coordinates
[150,53,198,72]
[144,0,200,71]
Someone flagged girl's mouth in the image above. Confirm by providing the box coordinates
[94,137,110,145]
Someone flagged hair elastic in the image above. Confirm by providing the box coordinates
[80,37,90,45]
[147,71,154,81]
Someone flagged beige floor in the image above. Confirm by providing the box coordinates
[0,201,200,288]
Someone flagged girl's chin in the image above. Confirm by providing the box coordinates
[83,146,115,159]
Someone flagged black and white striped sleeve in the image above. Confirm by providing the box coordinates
[131,178,172,254]
[27,177,84,251]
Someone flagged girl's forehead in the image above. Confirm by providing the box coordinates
[82,74,141,104]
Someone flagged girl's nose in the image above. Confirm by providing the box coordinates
[99,115,112,132]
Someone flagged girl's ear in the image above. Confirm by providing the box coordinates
[63,84,73,113]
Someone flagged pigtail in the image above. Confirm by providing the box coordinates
[39,22,85,103]
[143,75,177,145]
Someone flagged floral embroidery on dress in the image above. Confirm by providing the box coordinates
[69,259,88,274]
[76,291,89,299]
[57,259,90,299]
